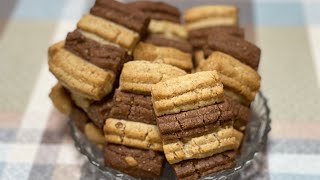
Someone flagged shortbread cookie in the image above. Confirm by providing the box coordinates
[172,151,236,180]
[151,71,224,116]
[163,126,236,164]
[49,83,73,115]
[48,48,115,100]
[48,41,65,58]
[204,34,261,70]
[91,0,150,36]
[120,61,187,95]
[77,14,139,50]
[104,118,163,151]
[184,5,238,30]
[144,34,192,53]
[104,143,165,178]
[157,100,234,140]
[109,90,156,125]
[84,122,105,145]
[70,106,89,132]
[133,42,192,71]
[197,52,261,104]
[148,19,187,39]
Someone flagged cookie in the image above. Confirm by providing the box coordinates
[184,5,238,30]
[144,34,192,53]
[77,14,140,50]
[104,143,165,178]
[109,90,156,125]
[70,106,90,132]
[120,61,187,95]
[104,118,163,151]
[148,19,187,39]
[157,100,234,140]
[127,1,180,23]
[91,0,150,36]
[133,42,193,71]
[188,26,244,49]
[194,50,205,68]
[65,30,131,76]
[172,151,236,180]
[233,129,244,150]
[49,83,73,115]
[197,52,261,105]
[70,92,93,111]
[151,71,224,116]
[84,122,105,145]
[227,97,250,131]
[163,126,236,164]
[48,47,115,100]
[204,34,261,70]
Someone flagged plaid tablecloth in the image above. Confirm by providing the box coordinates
[0,0,320,179]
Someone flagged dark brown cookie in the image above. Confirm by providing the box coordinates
[70,106,89,132]
[172,151,236,180]
[205,34,261,70]
[226,97,250,131]
[104,143,165,178]
[157,100,234,140]
[65,30,132,76]
[90,0,150,36]
[109,90,156,125]
[127,1,180,23]
[188,26,244,49]
[144,34,192,53]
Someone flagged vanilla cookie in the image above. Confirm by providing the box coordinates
[49,83,73,115]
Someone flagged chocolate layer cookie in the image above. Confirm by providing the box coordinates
[157,100,234,140]
[65,30,131,76]
[172,151,236,180]
[127,1,180,23]
[144,34,192,53]
[227,97,250,131]
[188,26,244,49]
[104,143,165,178]
[70,106,90,132]
[109,90,156,125]
[204,34,261,70]
[90,0,150,36]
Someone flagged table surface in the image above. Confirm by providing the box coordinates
[0,0,320,180]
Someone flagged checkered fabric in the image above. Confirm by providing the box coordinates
[0,0,320,179]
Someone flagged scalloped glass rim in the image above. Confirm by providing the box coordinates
[68,91,271,180]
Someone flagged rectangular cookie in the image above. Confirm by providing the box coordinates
[49,83,73,115]
[151,71,224,116]
[163,126,236,164]
[120,61,187,95]
[104,143,165,178]
[109,90,156,125]
[104,118,163,151]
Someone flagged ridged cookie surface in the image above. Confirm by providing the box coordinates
[148,19,187,39]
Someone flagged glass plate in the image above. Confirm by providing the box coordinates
[68,92,271,180]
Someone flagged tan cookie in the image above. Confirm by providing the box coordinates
[233,129,244,150]
[48,47,115,100]
[163,126,236,164]
[120,61,187,95]
[197,52,261,105]
[84,122,105,145]
[194,50,205,68]
[133,42,193,71]
[48,41,65,58]
[49,83,73,115]
[104,118,163,151]
[78,30,121,48]
[77,14,139,50]
[148,19,187,39]
[151,71,224,116]
[70,92,93,111]
[184,5,238,30]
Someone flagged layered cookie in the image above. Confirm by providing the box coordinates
[129,1,193,72]
[103,61,186,178]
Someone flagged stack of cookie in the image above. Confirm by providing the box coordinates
[128,1,193,72]
[104,61,187,178]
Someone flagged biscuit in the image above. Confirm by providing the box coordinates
[157,100,234,140]
[133,42,193,71]
[84,122,105,145]
[163,126,236,164]
[109,90,156,125]
[77,14,140,50]
[197,52,261,104]
[120,61,187,95]
[104,143,165,178]
[48,48,115,100]
[91,0,150,36]
[172,151,236,180]
[227,96,250,131]
[70,106,90,132]
[48,41,65,58]
[148,19,187,39]
[49,83,73,115]
[144,34,192,53]
[70,92,93,111]
[104,118,163,151]
[205,34,261,70]
[233,129,244,150]
[151,71,224,116]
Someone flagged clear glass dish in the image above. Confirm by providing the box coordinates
[69,92,271,180]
